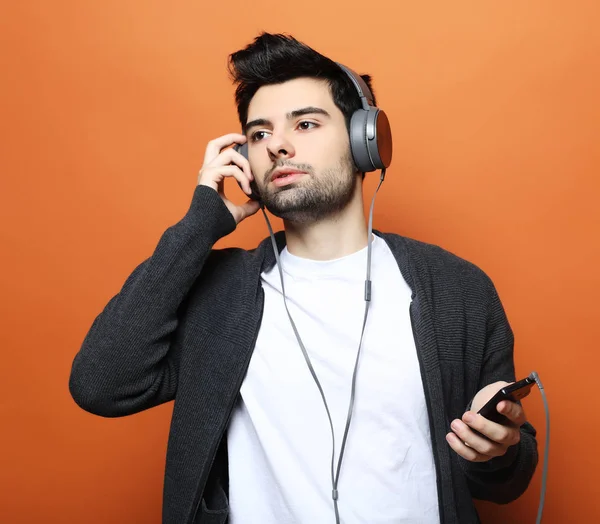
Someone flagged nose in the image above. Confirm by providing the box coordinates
[266,132,295,162]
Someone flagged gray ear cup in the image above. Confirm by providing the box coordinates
[349,109,372,172]
[233,143,261,201]
[336,62,393,173]
[349,107,393,172]
[233,142,248,159]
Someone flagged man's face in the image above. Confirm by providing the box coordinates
[245,77,358,223]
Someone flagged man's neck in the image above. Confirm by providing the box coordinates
[282,192,369,261]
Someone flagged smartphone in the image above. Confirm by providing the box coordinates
[477,376,536,425]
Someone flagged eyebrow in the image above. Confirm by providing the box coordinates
[244,106,331,133]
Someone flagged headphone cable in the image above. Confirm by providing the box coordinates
[529,371,549,524]
[260,168,386,523]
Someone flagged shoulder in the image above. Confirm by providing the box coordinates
[203,235,272,278]
[378,231,499,298]
[201,229,283,283]
[204,244,257,272]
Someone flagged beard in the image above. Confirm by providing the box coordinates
[260,150,357,224]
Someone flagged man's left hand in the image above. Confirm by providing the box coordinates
[446,381,526,463]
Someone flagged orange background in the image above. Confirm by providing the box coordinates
[1,1,598,523]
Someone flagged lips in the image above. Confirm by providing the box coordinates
[270,170,307,188]
[271,168,306,181]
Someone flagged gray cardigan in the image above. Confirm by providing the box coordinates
[69,185,538,524]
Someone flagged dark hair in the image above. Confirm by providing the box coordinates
[227,32,377,132]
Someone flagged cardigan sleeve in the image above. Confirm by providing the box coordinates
[68,185,237,418]
[461,279,539,504]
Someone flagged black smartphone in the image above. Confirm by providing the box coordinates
[477,376,536,425]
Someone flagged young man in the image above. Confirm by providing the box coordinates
[69,33,538,524]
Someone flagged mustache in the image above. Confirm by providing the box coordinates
[263,161,313,183]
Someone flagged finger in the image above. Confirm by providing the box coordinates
[207,148,253,181]
[461,412,521,448]
[203,133,247,166]
[497,400,527,427]
[451,418,506,458]
[203,165,252,195]
[445,432,489,462]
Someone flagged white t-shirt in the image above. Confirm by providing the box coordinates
[227,235,440,523]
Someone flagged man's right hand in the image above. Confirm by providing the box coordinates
[197,133,261,224]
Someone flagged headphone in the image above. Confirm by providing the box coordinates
[234,61,393,201]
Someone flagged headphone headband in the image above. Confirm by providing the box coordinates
[335,62,374,110]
